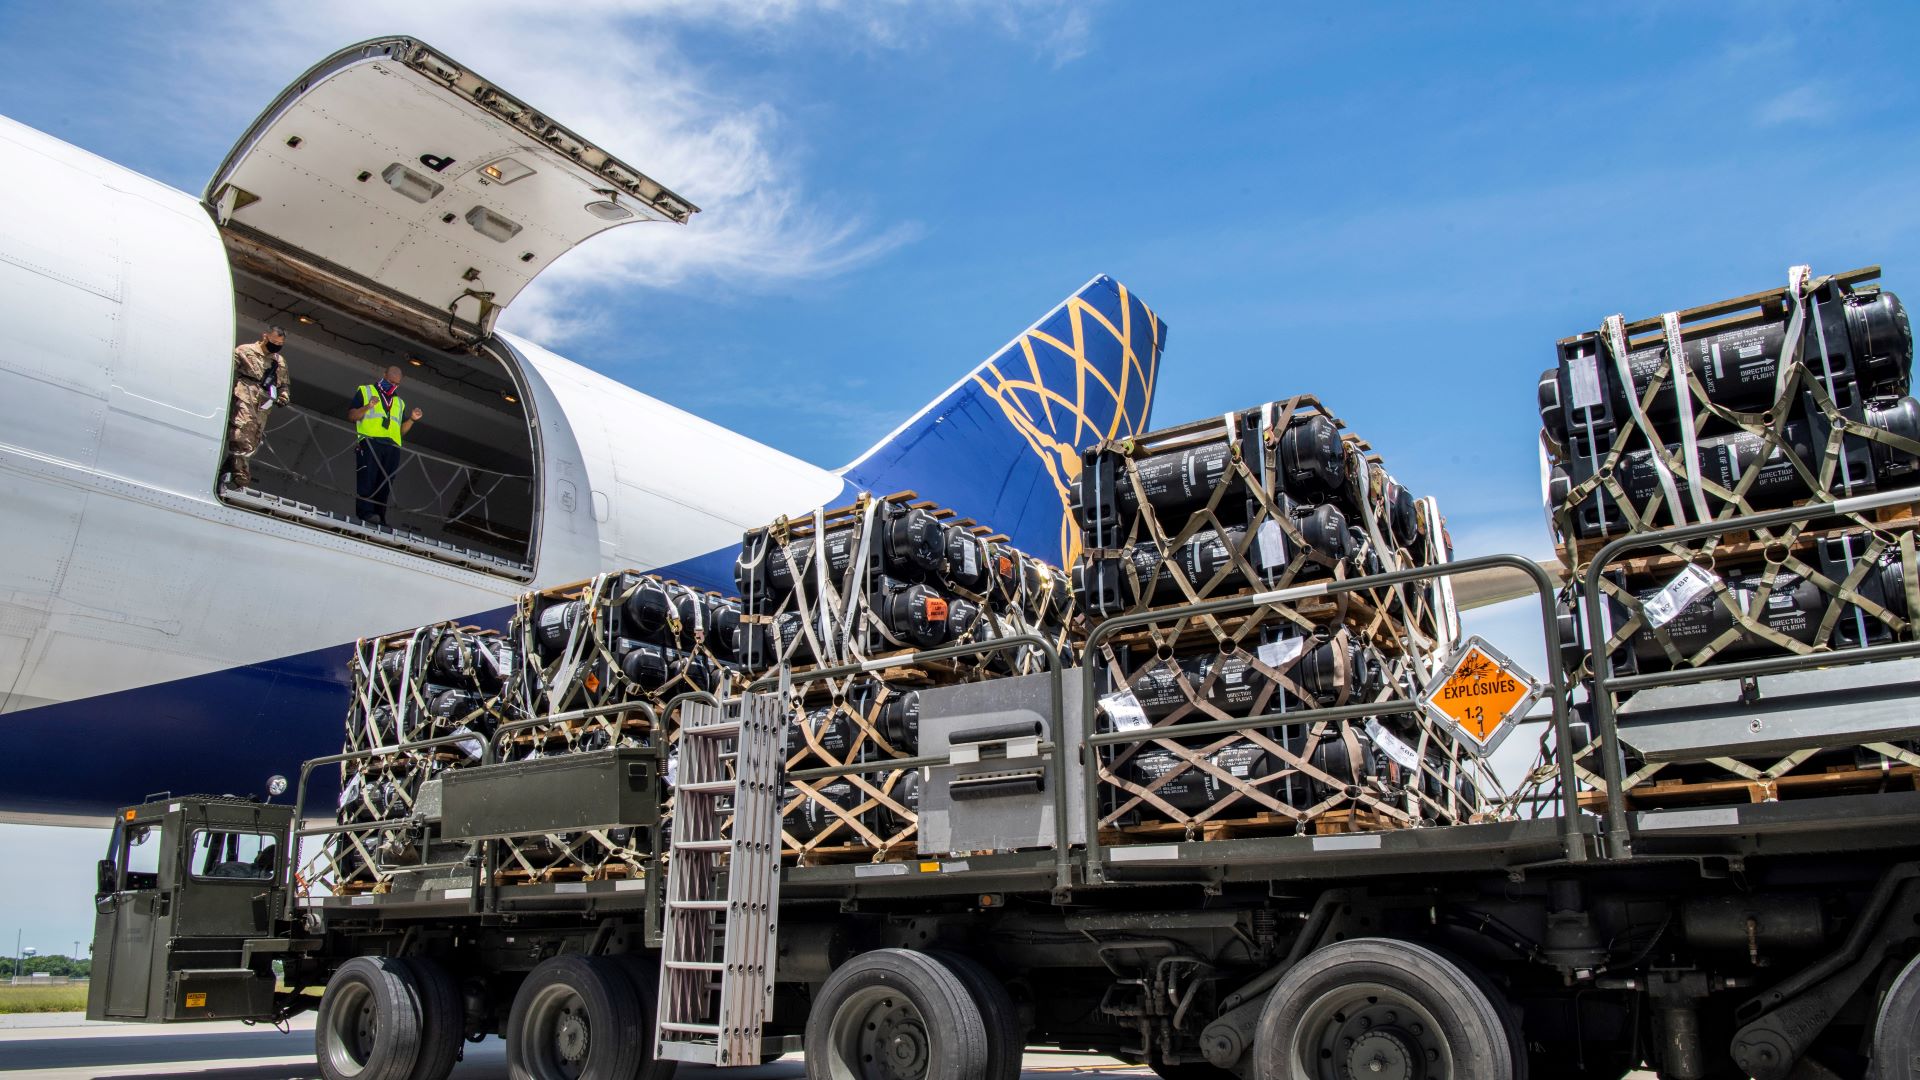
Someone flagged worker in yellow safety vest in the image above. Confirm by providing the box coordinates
[346,364,424,526]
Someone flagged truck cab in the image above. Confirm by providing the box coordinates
[88,795,295,1023]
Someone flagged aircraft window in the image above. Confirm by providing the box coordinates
[123,824,160,891]
[189,830,277,881]
[219,272,538,574]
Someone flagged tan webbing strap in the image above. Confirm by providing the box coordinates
[1662,312,1713,524]
[1605,314,1690,525]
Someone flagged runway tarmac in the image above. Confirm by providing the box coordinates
[0,1013,1158,1080]
[0,1012,1662,1079]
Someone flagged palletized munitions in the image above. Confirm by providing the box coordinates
[734,493,1074,860]
[1072,397,1453,648]
[1539,265,1920,810]
[514,572,746,745]
[1071,398,1491,836]
[1540,265,1916,553]
[496,572,747,879]
[1544,267,1920,678]
[734,493,1073,675]
[330,623,514,890]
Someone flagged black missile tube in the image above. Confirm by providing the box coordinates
[1552,396,1920,539]
[1117,727,1379,821]
[1540,288,1911,445]
[1073,506,1353,617]
[534,599,585,660]
[866,575,952,650]
[1116,635,1384,720]
[1561,554,1908,677]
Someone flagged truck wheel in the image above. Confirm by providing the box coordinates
[316,956,424,1080]
[607,953,679,1080]
[1436,952,1527,1080]
[1873,951,1920,1079]
[507,956,647,1080]
[393,957,463,1080]
[927,950,1024,1080]
[1254,938,1513,1080]
[805,948,989,1080]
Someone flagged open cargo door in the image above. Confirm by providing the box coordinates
[207,37,696,340]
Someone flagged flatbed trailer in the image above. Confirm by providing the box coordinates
[83,498,1920,1080]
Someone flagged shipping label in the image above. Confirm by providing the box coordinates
[1643,564,1721,629]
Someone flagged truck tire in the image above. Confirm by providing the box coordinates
[316,956,424,1080]
[1873,951,1920,1079]
[927,950,1024,1080]
[1435,951,1528,1080]
[607,952,679,1080]
[805,948,989,1080]
[506,956,647,1080]
[1253,938,1514,1080]
[393,957,463,1080]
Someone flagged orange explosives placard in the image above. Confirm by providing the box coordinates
[1420,637,1539,753]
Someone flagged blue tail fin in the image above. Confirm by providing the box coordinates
[838,275,1166,568]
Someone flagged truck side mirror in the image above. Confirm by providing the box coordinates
[96,858,117,898]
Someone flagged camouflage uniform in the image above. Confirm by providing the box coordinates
[227,341,291,487]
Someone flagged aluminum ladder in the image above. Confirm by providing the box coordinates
[655,692,784,1066]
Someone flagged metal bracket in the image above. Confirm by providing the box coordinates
[1730,864,1920,1079]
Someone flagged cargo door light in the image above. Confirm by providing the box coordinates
[465,206,523,243]
[381,163,444,204]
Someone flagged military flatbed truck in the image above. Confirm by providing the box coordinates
[85,504,1920,1080]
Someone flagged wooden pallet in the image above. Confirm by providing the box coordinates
[1563,502,1920,575]
[786,651,963,686]
[1099,807,1403,844]
[1103,395,1358,458]
[492,860,644,885]
[1577,763,1920,810]
[1098,593,1424,659]
[1557,265,1880,349]
[784,840,920,867]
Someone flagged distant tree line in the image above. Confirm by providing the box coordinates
[0,955,91,978]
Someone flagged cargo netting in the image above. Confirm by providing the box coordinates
[317,623,514,894]
[734,493,1076,863]
[1073,398,1497,840]
[1537,264,1920,810]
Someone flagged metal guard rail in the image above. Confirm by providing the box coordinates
[1080,553,1578,881]
[1580,484,1920,858]
[286,730,494,921]
[751,634,1071,891]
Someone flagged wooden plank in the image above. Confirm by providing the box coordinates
[1564,506,1920,576]
[1554,266,1880,346]
[1576,763,1920,810]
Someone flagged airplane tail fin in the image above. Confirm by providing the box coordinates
[838,275,1166,568]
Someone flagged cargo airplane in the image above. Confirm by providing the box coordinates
[0,37,1524,825]
[0,37,1177,823]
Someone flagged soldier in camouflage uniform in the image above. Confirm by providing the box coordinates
[226,326,292,488]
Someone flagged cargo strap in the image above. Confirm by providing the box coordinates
[1661,311,1713,525]
[1603,314,1690,526]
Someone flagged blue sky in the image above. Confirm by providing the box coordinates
[5,1,1920,953]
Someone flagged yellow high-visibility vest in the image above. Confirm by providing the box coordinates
[355,385,407,445]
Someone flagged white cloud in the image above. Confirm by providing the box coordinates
[161,1,1095,343]
[1755,82,1838,127]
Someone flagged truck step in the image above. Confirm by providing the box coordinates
[657,694,784,1069]
[677,780,736,795]
[659,1022,724,1035]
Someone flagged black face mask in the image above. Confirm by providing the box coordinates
[263,340,283,353]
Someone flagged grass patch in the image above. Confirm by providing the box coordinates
[0,983,89,1014]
